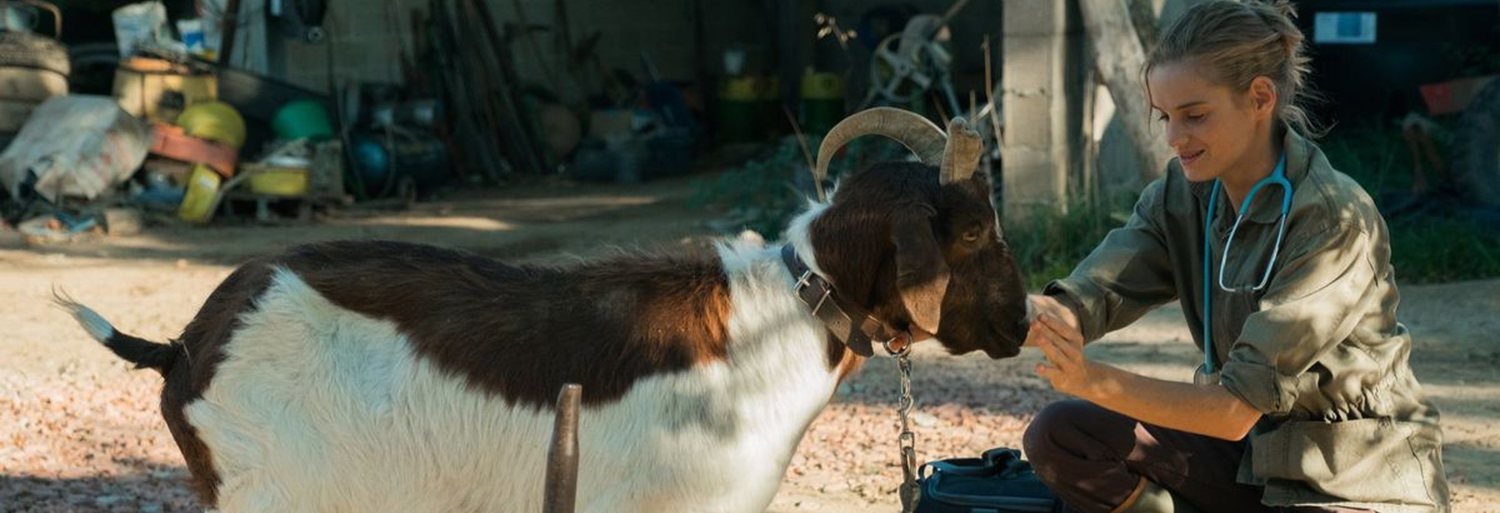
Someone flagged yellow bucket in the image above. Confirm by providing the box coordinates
[114,57,219,123]
[247,157,310,197]
[176,101,247,148]
[177,164,221,223]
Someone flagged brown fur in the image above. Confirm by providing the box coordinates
[810,162,1030,359]
[262,240,735,408]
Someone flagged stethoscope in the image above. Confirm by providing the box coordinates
[1197,153,1291,384]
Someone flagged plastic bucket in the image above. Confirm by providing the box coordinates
[248,161,310,196]
[799,72,844,135]
[176,101,246,148]
[272,100,335,140]
[718,76,775,143]
[177,164,221,223]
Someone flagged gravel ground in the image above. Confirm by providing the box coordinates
[3,178,1496,513]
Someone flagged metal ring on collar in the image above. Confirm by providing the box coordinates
[884,332,913,357]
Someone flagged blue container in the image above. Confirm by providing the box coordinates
[349,131,449,198]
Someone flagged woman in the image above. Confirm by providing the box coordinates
[1020,1,1448,512]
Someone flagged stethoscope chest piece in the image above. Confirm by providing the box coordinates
[1193,363,1221,386]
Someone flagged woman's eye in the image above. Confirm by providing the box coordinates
[1186,113,1206,122]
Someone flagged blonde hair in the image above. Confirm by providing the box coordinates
[1146,0,1324,137]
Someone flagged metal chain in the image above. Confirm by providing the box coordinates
[890,339,920,513]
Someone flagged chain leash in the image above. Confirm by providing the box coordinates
[887,337,920,513]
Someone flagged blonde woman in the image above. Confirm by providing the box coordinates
[1021,1,1448,512]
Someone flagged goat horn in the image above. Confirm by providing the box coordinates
[940,117,982,185]
[813,107,946,202]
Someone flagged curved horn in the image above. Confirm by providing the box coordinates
[940,117,982,184]
[812,107,946,202]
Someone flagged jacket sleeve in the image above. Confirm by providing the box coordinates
[1217,219,1378,416]
[1043,179,1178,342]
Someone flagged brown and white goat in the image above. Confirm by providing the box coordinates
[58,108,1030,513]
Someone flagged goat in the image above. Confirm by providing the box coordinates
[58,107,1031,513]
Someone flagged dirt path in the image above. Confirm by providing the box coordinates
[2,175,1495,512]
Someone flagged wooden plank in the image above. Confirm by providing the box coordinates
[470,0,552,173]
[430,0,509,181]
[452,0,540,176]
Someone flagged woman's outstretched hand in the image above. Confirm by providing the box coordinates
[1024,295,1094,396]
[1025,295,1079,346]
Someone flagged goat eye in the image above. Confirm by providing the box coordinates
[962,229,982,243]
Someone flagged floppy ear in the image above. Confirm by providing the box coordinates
[891,205,951,335]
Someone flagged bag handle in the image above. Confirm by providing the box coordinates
[920,457,998,480]
[1,0,62,38]
[920,448,1034,480]
[982,448,1038,479]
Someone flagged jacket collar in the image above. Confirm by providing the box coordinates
[1189,127,1313,225]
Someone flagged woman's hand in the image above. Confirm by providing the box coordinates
[1025,295,1079,347]
[1020,300,1261,440]
[1029,312,1098,396]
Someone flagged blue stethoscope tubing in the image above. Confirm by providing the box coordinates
[1201,153,1291,374]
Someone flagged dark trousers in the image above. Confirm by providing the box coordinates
[1021,400,1368,513]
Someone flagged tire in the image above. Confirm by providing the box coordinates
[67,42,119,96]
[1451,78,1500,207]
[0,31,68,76]
[0,66,66,102]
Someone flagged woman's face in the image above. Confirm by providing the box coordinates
[1148,61,1272,183]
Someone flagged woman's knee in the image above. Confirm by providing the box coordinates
[1024,401,1086,451]
[1022,400,1124,468]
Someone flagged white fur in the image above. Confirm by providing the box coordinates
[782,201,831,279]
[53,291,116,343]
[183,235,841,512]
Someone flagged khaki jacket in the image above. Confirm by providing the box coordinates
[1045,129,1449,512]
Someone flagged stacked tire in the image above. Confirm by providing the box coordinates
[0,23,70,149]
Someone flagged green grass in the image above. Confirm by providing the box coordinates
[1321,123,1500,284]
[1320,122,1415,194]
[1387,216,1500,283]
[690,135,908,237]
[690,140,808,237]
[1003,199,1127,291]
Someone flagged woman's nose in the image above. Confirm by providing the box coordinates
[1164,120,1187,150]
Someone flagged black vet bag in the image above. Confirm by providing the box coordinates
[914,447,1059,513]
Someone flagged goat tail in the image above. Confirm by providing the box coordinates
[52,287,179,373]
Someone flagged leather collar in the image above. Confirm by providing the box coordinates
[781,244,904,357]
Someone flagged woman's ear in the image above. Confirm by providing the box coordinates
[1249,76,1278,119]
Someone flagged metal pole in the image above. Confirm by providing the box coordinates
[543,383,582,513]
[218,0,242,66]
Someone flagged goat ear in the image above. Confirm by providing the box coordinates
[892,206,950,335]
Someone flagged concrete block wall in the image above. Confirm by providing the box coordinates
[1001,0,1085,219]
